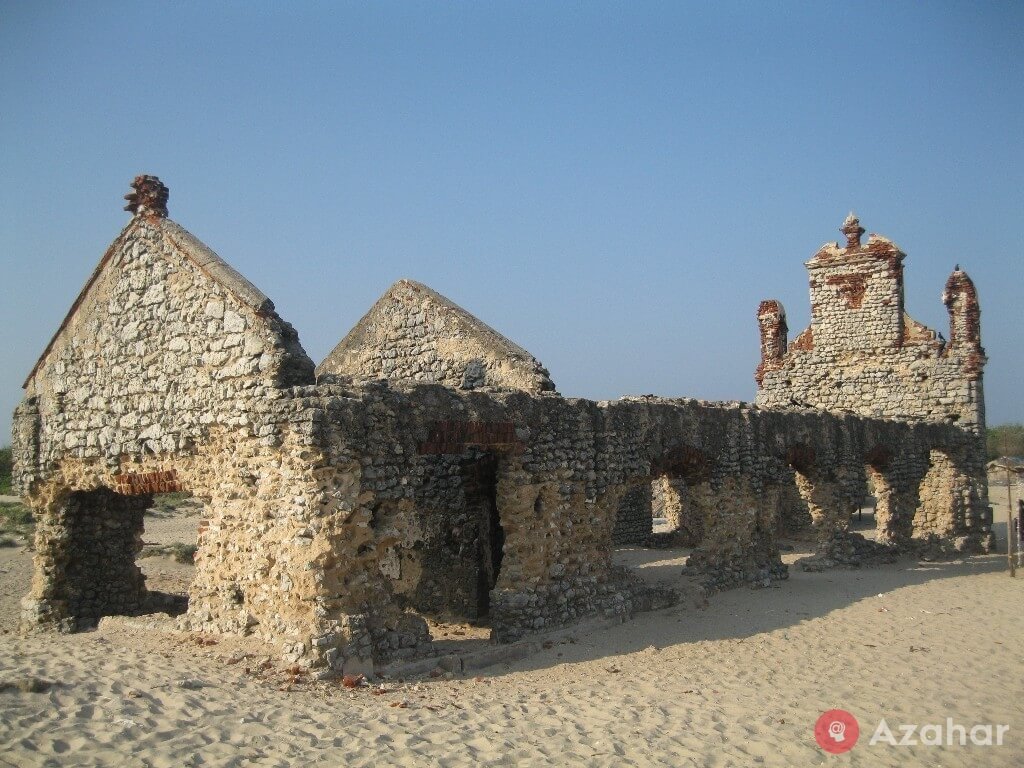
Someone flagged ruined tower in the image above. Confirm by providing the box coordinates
[806,213,906,352]
[755,214,986,433]
[755,215,991,552]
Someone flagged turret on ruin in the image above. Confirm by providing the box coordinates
[755,214,985,426]
[755,300,788,386]
[755,214,991,553]
[942,266,985,375]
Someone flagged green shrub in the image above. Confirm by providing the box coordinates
[987,424,1024,461]
[0,502,32,526]
[146,492,198,517]
[138,542,197,564]
[0,446,11,495]
[0,501,34,541]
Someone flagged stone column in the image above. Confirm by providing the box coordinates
[794,470,848,553]
[611,480,654,545]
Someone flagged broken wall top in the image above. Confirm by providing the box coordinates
[317,278,556,394]
[755,214,986,436]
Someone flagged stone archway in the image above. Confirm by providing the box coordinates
[21,468,203,632]
[651,446,713,547]
[864,446,903,546]
[784,446,844,552]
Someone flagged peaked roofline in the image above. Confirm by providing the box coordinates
[394,278,537,361]
[23,214,277,389]
[317,278,541,374]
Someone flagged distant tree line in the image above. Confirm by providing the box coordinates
[987,424,1024,461]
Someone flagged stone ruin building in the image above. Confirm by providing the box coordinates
[11,178,993,674]
[756,213,991,551]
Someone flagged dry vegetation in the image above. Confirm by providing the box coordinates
[0,501,32,548]
[988,424,1024,460]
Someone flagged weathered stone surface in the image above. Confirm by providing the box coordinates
[10,184,995,674]
[317,279,556,394]
[756,215,992,554]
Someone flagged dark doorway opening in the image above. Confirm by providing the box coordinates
[462,452,504,620]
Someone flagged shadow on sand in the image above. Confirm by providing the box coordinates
[447,513,1018,678]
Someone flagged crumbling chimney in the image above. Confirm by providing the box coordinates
[756,299,788,386]
[124,175,169,218]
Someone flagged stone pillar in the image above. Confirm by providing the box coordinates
[686,477,787,589]
[755,300,788,386]
[793,470,847,552]
[655,476,705,547]
[907,447,993,555]
[868,464,902,546]
[611,481,654,545]
[914,450,964,539]
[777,472,813,536]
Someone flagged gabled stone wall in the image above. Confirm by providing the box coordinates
[317,279,555,394]
[15,211,313,494]
[14,177,320,645]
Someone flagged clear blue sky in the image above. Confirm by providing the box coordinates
[2,2,1022,444]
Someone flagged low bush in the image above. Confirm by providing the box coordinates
[0,447,11,495]
[988,424,1024,461]
[138,542,197,564]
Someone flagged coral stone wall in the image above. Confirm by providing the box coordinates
[32,488,150,630]
[13,193,998,675]
[317,279,556,394]
[13,210,327,646]
[757,223,984,432]
[806,238,906,352]
[301,386,988,654]
[14,214,313,493]
[611,482,654,544]
[755,218,989,549]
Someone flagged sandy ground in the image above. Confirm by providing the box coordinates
[0,496,1022,767]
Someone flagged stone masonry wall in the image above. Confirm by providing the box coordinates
[756,216,990,551]
[611,482,654,545]
[15,212,313,492]
[317,279,556,394]
[12,186,998,674]
[35,488,150,630]
[14,190,328,651]
[301,386,988,650]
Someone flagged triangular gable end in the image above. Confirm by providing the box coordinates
[24,195,313,393]
[317,278,556,394]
